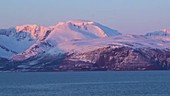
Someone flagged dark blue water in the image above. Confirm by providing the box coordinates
[0,71,170,96]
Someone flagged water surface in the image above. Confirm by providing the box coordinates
[0,71,170,96]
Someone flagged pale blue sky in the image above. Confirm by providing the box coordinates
[0,0,170,34]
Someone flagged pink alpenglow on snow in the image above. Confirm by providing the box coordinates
[1,20,170,71]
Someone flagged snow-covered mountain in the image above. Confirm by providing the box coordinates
[145,29,170,36]
[0,27,36,58]
[0,20,120,60]
[145,29,170,41]
[0,20,170,71]
[16,20,121,41]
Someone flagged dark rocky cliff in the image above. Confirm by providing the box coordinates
[58,46,170,71]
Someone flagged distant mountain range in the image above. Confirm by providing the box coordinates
[0,20,170,72]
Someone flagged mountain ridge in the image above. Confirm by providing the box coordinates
[0,20,170,71]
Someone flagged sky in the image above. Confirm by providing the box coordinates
[0,0,170,35]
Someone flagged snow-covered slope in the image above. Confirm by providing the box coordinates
[0,28,36,58]
[58,34,170,53]
[16,24,49,40]
[6,34,170,71]
[145,29,170,36]
[11,34,170,62]
[145,29,170,41]
[0,20,121,60]
[44,20,121,42]
[15,20,121,42]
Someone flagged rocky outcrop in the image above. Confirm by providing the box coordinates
[58,46,170,71]
[2,46,170,72]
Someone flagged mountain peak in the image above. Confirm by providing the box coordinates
[161,28,170,34]
[52,20,121,38]
[16,24,41,32]
[66,20,95,26]
[0,20,121,45]
[15,24,49,39]
[145,29,170,37]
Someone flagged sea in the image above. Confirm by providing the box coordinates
[0,71,170,96]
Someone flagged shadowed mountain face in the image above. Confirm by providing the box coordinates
[0,20,170,72]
